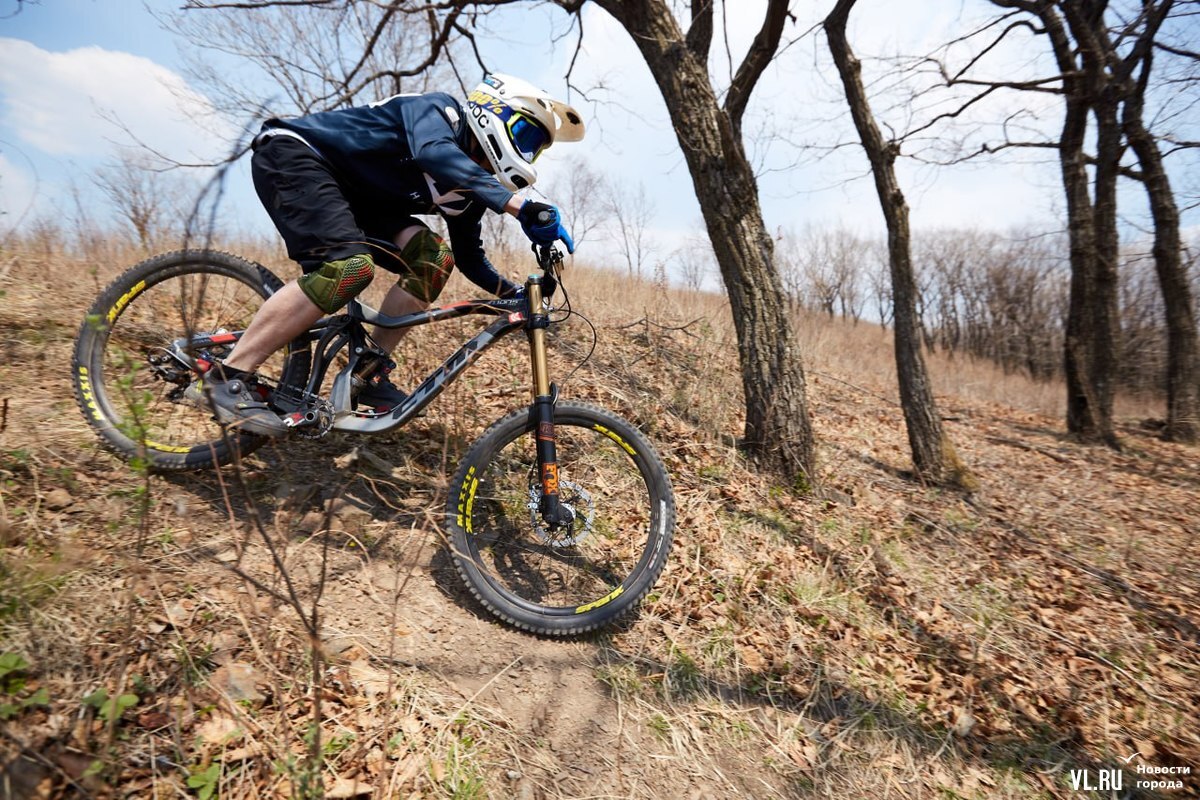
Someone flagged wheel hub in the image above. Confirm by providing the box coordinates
[528,480,595,546]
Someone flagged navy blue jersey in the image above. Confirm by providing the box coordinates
[262,93,519,296]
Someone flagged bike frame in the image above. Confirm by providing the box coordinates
[179,259,570,523]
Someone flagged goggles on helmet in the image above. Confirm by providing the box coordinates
[505,111,550,163]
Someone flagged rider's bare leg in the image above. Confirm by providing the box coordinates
[222,281,324,374]
[371,284,427,352]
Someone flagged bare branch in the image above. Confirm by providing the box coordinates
[942,15,1039,84]
[724,0,791,133]
[339,0,404,94]
[318,4,465,106]
[1155,40,1200,59]
[901,84,1008,142]
[184,0,338,8]
[564,11,586,90]
[0,0,34,19]
[451,17,490,77]
[686,0,713,62]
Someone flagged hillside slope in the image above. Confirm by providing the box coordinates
[1,240,1197,798]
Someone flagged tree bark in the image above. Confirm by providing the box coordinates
[1064,0,1121,447]
[1000,1,1115,444]
[591,0,817,485]
[1122,17,1200,442]
[825,0,974,489]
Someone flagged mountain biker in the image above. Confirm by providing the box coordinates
[189,73,585,436]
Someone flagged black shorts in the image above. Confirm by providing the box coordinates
[251,135,417,273]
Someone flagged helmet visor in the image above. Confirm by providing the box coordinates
[507,114,550,163]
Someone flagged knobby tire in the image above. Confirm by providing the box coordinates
[448,402,674,635]
[71,250,311,472]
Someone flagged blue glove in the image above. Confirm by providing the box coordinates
[517,201,575,254]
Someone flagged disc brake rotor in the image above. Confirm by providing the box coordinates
[528,480,595,546]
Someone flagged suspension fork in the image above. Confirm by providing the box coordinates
[526,276,572,527]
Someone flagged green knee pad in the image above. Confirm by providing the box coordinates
[398,228,455,303]
[300,254,376,312]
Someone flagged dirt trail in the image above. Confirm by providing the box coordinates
[153,444,739,800]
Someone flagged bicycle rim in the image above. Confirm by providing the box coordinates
[86,258,296,460]
[454,405,672,633]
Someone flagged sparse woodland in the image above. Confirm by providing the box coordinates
[2,0,1199,798]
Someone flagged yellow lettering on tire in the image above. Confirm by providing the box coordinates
[107,280,146,324]
[456,466,479,533]
[576,585,624,615]
[593,424,637,456]
[77,366,105,422]
[144,440,192,454]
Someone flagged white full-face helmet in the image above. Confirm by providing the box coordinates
[464,73,585,191]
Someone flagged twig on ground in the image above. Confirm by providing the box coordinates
[612,316,706,336]
[984,435,1071,463]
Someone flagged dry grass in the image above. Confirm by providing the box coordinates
[2,230,1198,798]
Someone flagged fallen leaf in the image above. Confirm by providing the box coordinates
[951,709,976,737]
[220,743,265,762]
[196,713,242,745]
[737,645,767,672]
[136,710,173,730]
[43,489,74,510]
[210,663,266,704]
[326,776,374,798]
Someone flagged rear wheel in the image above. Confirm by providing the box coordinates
[448,402,674,635]
[71,250,311,471]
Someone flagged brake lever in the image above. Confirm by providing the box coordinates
[531,244,563,302]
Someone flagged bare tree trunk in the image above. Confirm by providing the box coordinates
[1088,98,1122,445]
[593,0,817,484]
[1007,1,1115,443]
[1061,92,1107,441]
[1122,11,1200,442]
[825,0,974,489]
[1066,0,1121,447]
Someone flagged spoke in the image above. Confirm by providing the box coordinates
[465,426,652,610]
[101,271,272,450]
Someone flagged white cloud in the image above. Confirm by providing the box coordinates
[0,38,236,162]
[0,152,37,230]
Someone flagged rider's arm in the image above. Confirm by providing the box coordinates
[397,96,515,214]
[446,212,522,298]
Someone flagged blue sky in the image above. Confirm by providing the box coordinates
[3,0,178,60]
[2,0,1196,266]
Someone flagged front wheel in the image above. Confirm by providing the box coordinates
[448,402,675,636]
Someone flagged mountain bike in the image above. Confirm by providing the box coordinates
[71,243,675,635]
